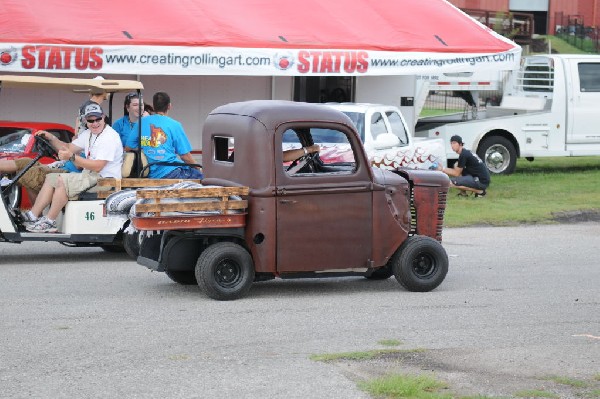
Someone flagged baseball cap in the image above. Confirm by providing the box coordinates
[450,135,463,144]
[90,75,106,94]
[84,103,104,118]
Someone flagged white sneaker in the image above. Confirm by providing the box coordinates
[26,217,58,233]
[0,177,12,187]
[21,211,38,224]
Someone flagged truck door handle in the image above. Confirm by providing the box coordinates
[279,199,297,204]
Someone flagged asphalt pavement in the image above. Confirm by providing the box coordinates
[0,222,598,398]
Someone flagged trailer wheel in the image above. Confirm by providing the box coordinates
[477,136,517,174]
[195,242,255,300]
[165,270,197,285]
[391,236,448,292]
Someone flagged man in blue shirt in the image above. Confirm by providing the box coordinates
[125,92,202,179]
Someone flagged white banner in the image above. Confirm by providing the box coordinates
[0,43,522,76]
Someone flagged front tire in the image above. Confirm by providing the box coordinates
[391,236,448,292]
[195,242,255,300]
[477,136,517,175]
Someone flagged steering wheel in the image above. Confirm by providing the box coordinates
[286,152,318,174]
[34,134,59,160]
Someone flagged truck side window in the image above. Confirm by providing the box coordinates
[213,136,235,162]
[386,111,409,145]
[282,127,356,176]
[370,112,388,140]
[578,63,600,92]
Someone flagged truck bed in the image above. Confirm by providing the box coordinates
[99,179,249,231]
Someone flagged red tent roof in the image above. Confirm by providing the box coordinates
[0,0,520,75]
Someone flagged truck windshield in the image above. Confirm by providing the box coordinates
[338,112,365,142]
[0,128,31,153]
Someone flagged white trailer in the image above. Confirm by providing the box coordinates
[414,54,600,174]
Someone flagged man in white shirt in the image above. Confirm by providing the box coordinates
[26,103,123,233]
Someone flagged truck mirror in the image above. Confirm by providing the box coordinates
[373,133,400,149]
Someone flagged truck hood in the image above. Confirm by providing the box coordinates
[369,137,447,171]
[371,166,409,189]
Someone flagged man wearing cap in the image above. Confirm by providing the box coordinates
[26,103,123,233]
[75,76,109,135]
[438,135,490,197]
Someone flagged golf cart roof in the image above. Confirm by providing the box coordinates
[0,75,143,93]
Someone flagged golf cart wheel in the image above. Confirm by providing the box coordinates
[123,230,141,260]
[100,244,126,253]
[391,236,448,292]
[195,242,255,301]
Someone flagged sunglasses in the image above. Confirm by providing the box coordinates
[86,118,103,124]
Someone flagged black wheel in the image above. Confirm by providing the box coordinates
[477,136,517,175]
[165,269,197,285]
[100,244,126,253]
[391,236,448,292]
[195,242,254,300]
[123,230,141,260]
[365,266,393,280]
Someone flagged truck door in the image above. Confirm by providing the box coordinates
[567,60,600,144]
[276,125,373,273]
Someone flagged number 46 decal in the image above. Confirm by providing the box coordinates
[85,211,95,221]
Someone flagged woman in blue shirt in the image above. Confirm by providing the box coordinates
[113,92,144,150]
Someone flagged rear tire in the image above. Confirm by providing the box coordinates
[391,236,448,292]
[165,270,197,285]
[195,242,254,301]
[477,136,517,175]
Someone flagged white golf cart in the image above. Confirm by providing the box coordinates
[0,75,144,253]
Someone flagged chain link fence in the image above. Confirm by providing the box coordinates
[554,12,600,53]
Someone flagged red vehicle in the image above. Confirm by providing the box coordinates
[0,121,74,208]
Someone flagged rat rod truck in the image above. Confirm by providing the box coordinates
[132,100,450,300]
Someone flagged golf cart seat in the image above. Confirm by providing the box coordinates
[78,151,149,200]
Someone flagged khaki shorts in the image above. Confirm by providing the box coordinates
[45,170,111,200]
[14,158,64,193]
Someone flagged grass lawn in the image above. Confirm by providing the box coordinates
[443,156,600,227]
[539,35,592,55]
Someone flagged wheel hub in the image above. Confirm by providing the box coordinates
[412,253,436,278]
[215,259,241,287]
[485,145,509,173]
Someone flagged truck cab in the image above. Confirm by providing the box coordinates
[137,100,450,300]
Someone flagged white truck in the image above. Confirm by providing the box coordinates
[415,54,600,174]
[290,103,446,171]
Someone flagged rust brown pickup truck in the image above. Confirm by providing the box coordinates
[133,100,450,300]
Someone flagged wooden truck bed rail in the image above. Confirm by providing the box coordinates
[125,184,249,231]
[96,178,202,198]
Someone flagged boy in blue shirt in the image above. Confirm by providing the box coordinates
[125,92,202,179]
